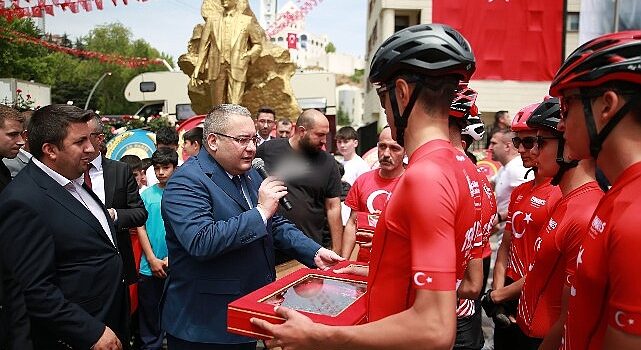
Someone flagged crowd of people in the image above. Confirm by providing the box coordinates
[0,24,640,350]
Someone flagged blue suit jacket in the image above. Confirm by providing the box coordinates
[161,148,320,344]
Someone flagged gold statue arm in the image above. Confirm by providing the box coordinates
[191,18,214,85]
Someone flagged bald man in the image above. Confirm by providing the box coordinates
[256,109,344,256]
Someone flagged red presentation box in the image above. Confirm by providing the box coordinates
[227,261,368,339]
[355,212,378,244]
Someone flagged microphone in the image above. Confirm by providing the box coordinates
[252,158,293,211]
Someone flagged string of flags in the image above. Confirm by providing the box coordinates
[265,0,323,38]
[0,0,149,20]
[0,28,164,68]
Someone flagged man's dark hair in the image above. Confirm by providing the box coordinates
[141,157,152,171]
[29,104,95,160]
[277,118,292,126]
[120,154,142,172]
[183,127,203,145]
[336,126,358,141]
[257,107,276,119]
[151,148,178,167]
[0,104,25,129]
[156,126,179,147]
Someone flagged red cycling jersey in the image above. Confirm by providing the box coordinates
[562,162,641,350]
[517,182,603,338]
[474,169,498,260]
[366,140,480,322]
[505,179,561,281]
[344,169,401,263]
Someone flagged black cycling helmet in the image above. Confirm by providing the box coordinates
[527,97,562,136]
[369,23,476,84]
[369,24,476,146]
[527,97,578,185]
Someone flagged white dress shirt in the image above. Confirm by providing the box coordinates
[32,157,115,246]
[87,155,105,204]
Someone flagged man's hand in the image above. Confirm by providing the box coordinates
[313,248,344,270]
[257,176,288,218]
[93,326,122,350]
[150,257,168,278]
[251,306,325,350]
[356,231,374,249]
[333,263,368,277]
[480,289,511,328]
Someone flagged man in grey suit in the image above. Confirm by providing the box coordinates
[2,110,32,179]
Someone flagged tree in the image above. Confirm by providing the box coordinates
[1,20,172,115]
[325,42,336,53]
[337,108,350,126]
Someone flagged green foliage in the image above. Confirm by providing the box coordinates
[350,68,365,84]
[337,108,350,126]
[0,20,174,115]
[325,42,336,53]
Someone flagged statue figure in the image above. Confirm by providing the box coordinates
[191,0,263,105]
[179,0,301,119]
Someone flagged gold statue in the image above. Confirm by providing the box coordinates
[191,0,262,105]
[180,0,301,119]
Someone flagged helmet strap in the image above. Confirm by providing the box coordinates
[581,89,640,159]
[388,80,424,147]
[551,136,579,186]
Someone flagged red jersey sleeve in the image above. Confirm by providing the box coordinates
[395,164,458,291]
[606,219,641,335]
[344,178,361,211]
[558,221,584,286]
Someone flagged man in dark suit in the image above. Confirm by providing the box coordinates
[0,105,127,350]
[161,104,343,350]
[0,104,32,350]
[85,115,147,286]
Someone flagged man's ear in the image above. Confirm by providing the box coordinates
[42,143,57,161]
[207,133,218,152]
[597,90,624,130]
[353,139,359,148]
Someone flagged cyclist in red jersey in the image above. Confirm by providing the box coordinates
[548,31,641,350]
[515,98,604,349]
[340,127,404,262]
[449,86,497,350]
[483,102,562,350]
[252,23,478,349]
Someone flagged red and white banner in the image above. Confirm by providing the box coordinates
[287,33,297,49]
[433,0,564,81]
[0,0,150,20]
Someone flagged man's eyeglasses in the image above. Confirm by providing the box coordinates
[536,135,560,149]
[511,136,538,150]
[214,132,260,147]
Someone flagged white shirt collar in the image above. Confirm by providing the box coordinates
[89,153,103,171]
[32,157,74,187]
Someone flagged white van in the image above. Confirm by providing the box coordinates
[124,71,195,121]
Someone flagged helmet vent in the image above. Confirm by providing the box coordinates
[416,48,452,64]
[395,41,420,53]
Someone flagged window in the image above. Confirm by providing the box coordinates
[567,12,579,32]
[277,37,284,42]
[395,15,410,32]
[139,81,156,93]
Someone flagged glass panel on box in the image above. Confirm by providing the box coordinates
[261,275,366,317]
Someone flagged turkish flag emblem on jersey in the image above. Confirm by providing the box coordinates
[287,33,297,49]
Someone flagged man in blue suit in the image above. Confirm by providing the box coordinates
[161,104,343,350]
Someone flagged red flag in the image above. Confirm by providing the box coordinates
[432,0,563,81]
[68,1,78,12]
[79,0,91,11]
[287,33,297,49]
[122,0,127,4]
[38,0,45,5]
[31,5,43,16]
[44,4,53,15]
[111,0,116,5]
[94,0,103,9]
[12,0,19,7]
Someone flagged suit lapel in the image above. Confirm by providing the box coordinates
[197,149,250,211]
[27,163,116,248]
[102,157,116,208]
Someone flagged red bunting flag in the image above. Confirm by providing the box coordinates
[31,5,43,17]
[44,4,53,15]
[68,1,78,12]
[95,0,103,9]
[111,0,117,5]
[287,33,297,49]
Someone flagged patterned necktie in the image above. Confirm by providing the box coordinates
[84,164,93,190]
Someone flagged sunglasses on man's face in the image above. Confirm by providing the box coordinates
[512,136,538,150]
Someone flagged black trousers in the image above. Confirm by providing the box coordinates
[167,334,256,350]
[138,275,165,350]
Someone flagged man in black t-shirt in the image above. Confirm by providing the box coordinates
[256,109,343,256]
